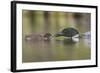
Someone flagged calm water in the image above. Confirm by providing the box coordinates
[22,10,91,63]
[22,38,91,63]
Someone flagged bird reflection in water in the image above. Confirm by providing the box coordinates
[55,38,79,50]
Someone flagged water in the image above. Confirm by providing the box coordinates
[22,38,91,63]
[22,10,91,63]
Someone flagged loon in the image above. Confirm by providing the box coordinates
[25,33,52,41]
[55,28,91,39]
[55,28,79,38]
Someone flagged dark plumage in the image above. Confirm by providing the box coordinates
[55,28,79,38]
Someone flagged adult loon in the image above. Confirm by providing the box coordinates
[55,28,79,38]
[55,28,91,39]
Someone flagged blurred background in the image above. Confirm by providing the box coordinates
[22,10,90,34]
[22,10,91,63]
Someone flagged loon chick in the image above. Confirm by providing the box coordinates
[25,33,52,41]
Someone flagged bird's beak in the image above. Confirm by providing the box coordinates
[55,32,63,37]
